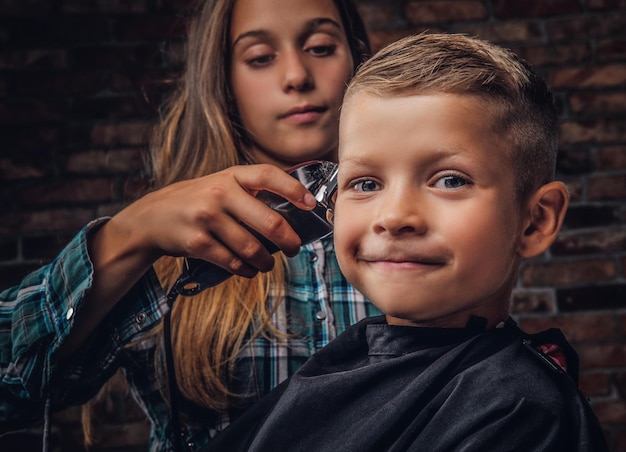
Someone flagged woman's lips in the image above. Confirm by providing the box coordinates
[280,105,327,124]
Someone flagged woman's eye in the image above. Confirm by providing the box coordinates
[246,54,274,67]
[306,45,336,57]
[434,175,468,189]
[353,179,381,192]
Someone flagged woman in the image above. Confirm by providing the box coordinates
[0,0,379,450]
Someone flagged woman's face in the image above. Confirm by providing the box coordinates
[229,0,354,169]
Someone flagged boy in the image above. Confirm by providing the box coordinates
[203,33,608,451]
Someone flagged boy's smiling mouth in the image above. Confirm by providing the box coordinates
[357,251,449,268]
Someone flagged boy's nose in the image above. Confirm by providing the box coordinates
[373,192,428,236]
[281,51,313,92]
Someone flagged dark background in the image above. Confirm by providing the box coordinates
[1,0,625,450]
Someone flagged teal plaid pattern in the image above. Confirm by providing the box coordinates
[0,219,380,451]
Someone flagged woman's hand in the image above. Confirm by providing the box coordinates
[58,164,316,360]
[103,164,317,278]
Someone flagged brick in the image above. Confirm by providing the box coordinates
[0,98,67,123]
[510,289,556,314]
[71,45,164,70]
[561,205,621,230]
[0,209,93,235]
[90,122,151,146]
[588,0,624,8]
[357,3,398,29]
[22,234,74,260]
[598,37,626,61]
[2,125,61,152]
[64,149,145,174]
[0,49,69,70]
[596,147,626,170]
[557,284,626,312]
[60,0,149,14]
[569,91,626,115]
[13,73,111,97]
[548,14,626,40]
[613,429,626,452]
[513,43,590,67]
[405,1,486,24]
[20,178,116,205]
[72,96,155,120]
[579,372,611,397]
[493,0,582,18]
[161,0,196,11]
[549,64,626,89]
[556,148,591,175]
[0,263,43,290]
[518,314,620,342]
[453,22,543,44]
[552,230,626,255]
[560,119,626,145]
[4,17,110,46]
[113,15,187,41]
[0,0,54,16]
[588,173,626,200]
[617,371,626,399]
[577,343,626,369]
[0,156,52,180]
[591,400,626,424]
[520,259,615,286]
[0,237,18,261]
[97,202,129,218]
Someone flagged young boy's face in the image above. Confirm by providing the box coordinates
[335,92,527,328]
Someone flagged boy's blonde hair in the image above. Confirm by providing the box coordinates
[345,33,559,200]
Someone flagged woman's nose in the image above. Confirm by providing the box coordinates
[281,51,313,92]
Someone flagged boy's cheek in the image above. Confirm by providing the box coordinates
[331,207,352,258]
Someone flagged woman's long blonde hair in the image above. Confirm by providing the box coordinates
[83,0,371,439]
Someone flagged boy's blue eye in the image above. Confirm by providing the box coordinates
[435,175,467,189]
[353,179,381,192]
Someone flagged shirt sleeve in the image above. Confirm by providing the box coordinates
[0,218,167,427]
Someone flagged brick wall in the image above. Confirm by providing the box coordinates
[1,0,625,451]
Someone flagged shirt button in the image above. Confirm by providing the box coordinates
[316,311,327,320]
[135,312,147,324]
[66,307,74,320]
[310,254,318,263]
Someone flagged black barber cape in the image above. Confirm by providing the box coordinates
[203,316,608,452]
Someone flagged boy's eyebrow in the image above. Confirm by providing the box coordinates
[232,18,343,48]
[337,156,379,172]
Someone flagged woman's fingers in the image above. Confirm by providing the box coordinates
[114,164,317,276]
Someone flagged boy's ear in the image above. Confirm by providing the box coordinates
[517,181,569,258]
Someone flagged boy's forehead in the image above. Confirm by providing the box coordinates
[338,91,516,176]
[339,91,433,158]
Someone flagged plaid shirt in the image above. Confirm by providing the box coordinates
[0,219,380,451]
